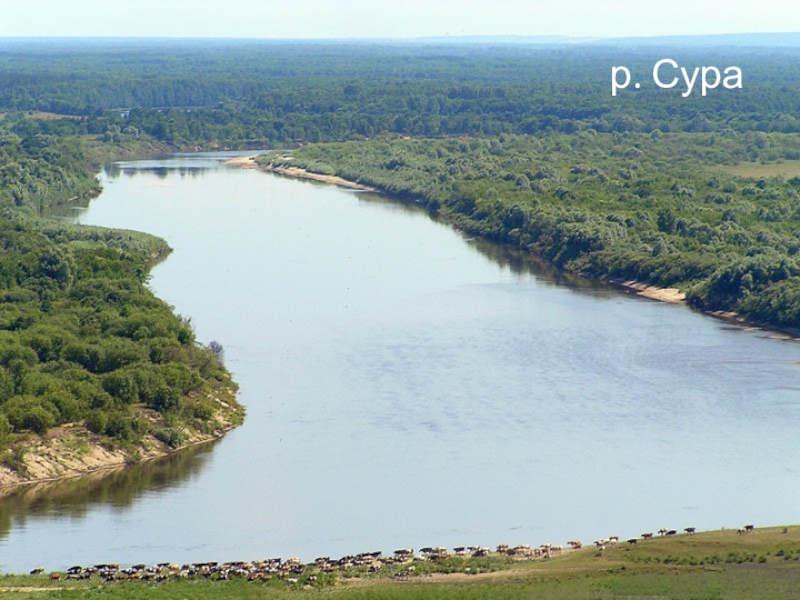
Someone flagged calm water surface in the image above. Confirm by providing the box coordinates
[1,153,799,571]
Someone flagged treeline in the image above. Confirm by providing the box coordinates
[0,131,100,215]
[266,132,800,331]
[0,118,242,461]
[4,42,800,148]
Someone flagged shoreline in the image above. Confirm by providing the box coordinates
[224,156,377,192]
[230,158,800,342]
[616,280,686,304]
[0,426,235,495]
[0,385,241,493]
[2,524,789,577]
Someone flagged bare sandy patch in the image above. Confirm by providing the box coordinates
[0,386,239,492]
[621,281,686,303]
[227,158,377,192]
[223,156,259,168]
[715,160,800,178]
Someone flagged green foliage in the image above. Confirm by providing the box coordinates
[0,414,11,450]
[154,427,185,449]
[85,411,107,435]
[0,117,235,450]
[4,42,800,147]
[277,132,800,331]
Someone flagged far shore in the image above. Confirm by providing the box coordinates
[226,157,800,341]
[617,280,686,304]
[224,156,377,192]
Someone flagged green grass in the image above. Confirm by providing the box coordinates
[2,527,799,599]
[716,160,800,178]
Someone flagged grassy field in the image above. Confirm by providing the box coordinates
[2,526,799,599]
[716,160,800,178]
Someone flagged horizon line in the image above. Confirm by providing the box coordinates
[0,31,799,43]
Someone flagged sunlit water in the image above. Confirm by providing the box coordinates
[1,153,799,572]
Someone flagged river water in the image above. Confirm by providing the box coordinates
[1,153,799,572]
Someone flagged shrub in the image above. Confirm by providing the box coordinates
[154,427,185,449]
[85,411,108,434]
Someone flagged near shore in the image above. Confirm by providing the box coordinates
[0,385,241,492]
[2,526,797,599]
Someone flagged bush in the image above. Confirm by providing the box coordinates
[102,370,139,404]
[21,406,56,434]
[3,395,59,433]
[85,410,108,434]
[0,414,11,449]
[150,385,183,413]
[154,427,185,449]
[189,400,215,421]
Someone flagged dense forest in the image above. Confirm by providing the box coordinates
[1,38,800,461]
[5,41,800,147]
[0,115,241,469]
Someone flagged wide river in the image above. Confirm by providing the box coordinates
[1,153,799,572]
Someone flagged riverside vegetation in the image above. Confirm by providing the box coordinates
[1,526,799,599]
[262,132,800,331]
[0,117,243,485]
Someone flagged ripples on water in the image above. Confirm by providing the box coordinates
[1,153,799,572]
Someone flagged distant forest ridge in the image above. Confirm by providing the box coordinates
[2,41,800,142]
[2,32,800,46]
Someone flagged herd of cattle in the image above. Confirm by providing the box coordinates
[30,525,755,584]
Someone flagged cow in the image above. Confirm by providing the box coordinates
[684,527,696,535]
[641,533,654,540]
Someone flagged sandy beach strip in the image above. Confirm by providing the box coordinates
[224,157,377,192]
[223,155,260,168]
[620,280,686,303]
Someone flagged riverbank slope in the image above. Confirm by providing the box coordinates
[250,136,800,337]
[0,382,241,490]
[3,526,798,599]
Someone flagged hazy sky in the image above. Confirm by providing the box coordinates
[2,0,799,39]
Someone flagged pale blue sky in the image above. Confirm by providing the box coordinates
[2,0,798,39]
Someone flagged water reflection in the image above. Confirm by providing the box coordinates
[0,442,217,542]
[105,163,214,180]
[39,195,92,220]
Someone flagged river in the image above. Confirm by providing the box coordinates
[1,153,798,572]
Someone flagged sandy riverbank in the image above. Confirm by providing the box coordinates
[225,157,377,192]
[0,386,240,492]
[226,159,800,340]
[223,155,260,168]
[618,280,686,303]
